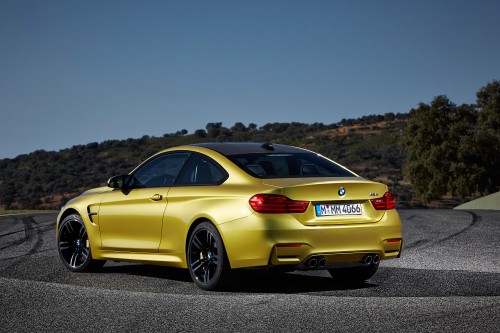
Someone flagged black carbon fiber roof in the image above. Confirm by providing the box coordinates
[191,142,308,155]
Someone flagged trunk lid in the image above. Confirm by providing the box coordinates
[262,177,388,225]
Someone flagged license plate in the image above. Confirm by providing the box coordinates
[315,203,362,216]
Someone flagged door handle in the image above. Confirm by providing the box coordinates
[150,194,163,201]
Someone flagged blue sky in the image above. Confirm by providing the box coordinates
[1,0,499,159]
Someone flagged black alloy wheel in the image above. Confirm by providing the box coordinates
[57,214,105,272]
[187,222,228,290]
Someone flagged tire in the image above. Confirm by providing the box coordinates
[57,214,105,272]
[328,263,379,284]
[187,222,229,290]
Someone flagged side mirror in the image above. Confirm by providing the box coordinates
[107,175,129,189]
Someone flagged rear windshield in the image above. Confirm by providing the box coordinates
[227,153,356,178]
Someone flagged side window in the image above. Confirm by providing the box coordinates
[175,153,227,186]
[128,152,190,188]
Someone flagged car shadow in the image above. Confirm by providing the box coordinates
[97,263,500,296]
[100,264,192,282]
[221,270,378,293]
[99,263,378,294]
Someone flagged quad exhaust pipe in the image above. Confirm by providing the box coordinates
[304,254,380,269]
[362,254,380,265]
[304,255,326,268]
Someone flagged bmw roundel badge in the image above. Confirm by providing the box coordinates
[338,187,346,196]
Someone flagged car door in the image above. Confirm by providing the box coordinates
[159,153,228,253]
[98,152,190,252]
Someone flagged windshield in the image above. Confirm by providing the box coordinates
[227,153,356,178]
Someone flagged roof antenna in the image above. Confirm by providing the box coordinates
[261,142,275,151]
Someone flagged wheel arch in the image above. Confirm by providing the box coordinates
[56,211,106,272]
[57,208,83,233]
[59,208,81,222]
[57,207,102,253]
[185,217,232,269]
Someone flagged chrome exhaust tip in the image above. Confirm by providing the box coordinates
[304,255,327,268]
[307,258,318,268]
[317,257,326,268]
[362,254,380,265]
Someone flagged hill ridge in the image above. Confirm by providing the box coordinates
[0,114,417,210]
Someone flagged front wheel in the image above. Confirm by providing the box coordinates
[57,214,105,272]
[187,222,229,290]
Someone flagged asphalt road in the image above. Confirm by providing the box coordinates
[1,210,499,332]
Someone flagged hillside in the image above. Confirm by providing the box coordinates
[0,113,422,210]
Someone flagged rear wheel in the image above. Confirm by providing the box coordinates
[328,263,379,284]
[57,214,105,272]
[187,222,229,290]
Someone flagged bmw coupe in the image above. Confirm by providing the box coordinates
[56,142,402,290]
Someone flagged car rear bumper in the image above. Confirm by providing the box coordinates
[219,210,402,269]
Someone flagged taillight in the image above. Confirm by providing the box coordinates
[249,194,309,214]
[370,192,396,210]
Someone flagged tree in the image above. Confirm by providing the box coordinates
[384,112,396,121]
[1,182,15,209]
[231,122,247,132]
[206,122,223,138]
[194,129,207,138]
[446,103,481,198]
[248,123,258,132]
[476,80,500,193]
[400,96,479,202]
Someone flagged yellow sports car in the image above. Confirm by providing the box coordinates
[56,142,402,290]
